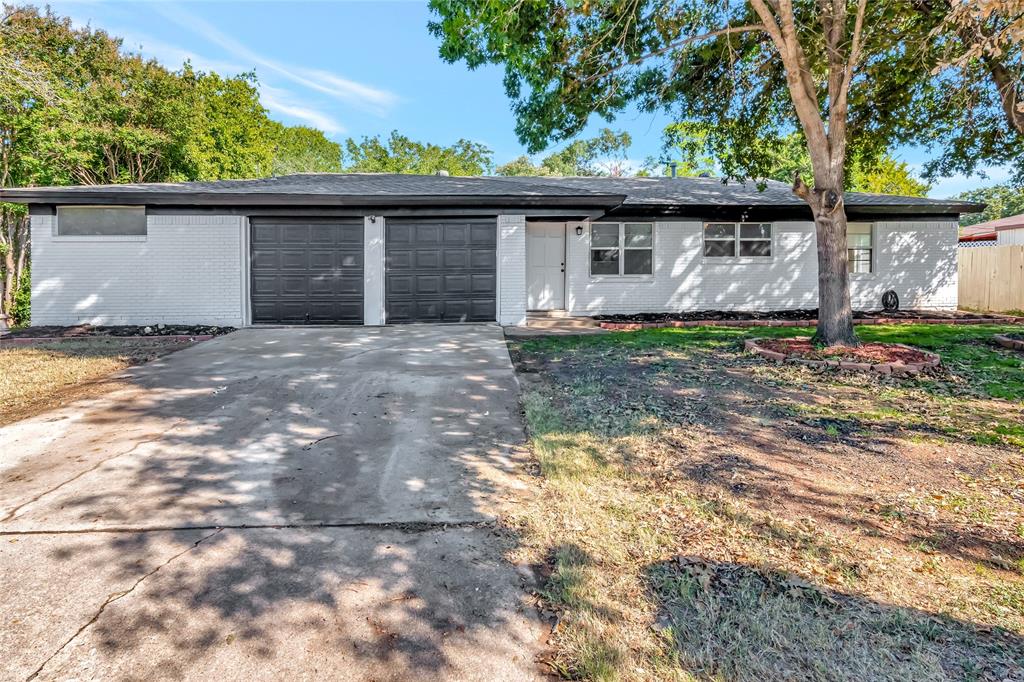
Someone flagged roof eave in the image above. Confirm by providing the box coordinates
[0,190,627,209]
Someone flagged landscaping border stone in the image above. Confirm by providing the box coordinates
[743,338,941,376]
[0,334,214,347]
[599,315,1024,331]
[994,334,1024,352]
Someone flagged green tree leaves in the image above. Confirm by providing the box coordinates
[496,127,631,176]
[955,185,1024,227]
[341,131,492,175]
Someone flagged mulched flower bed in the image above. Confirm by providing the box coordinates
[756,338,933,364]
[593,309,1010,323]
[1,324,234,339]
[745,337,941,375]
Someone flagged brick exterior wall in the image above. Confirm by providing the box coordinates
[563,219,958,315]
[30,213,246,326]
[498,214,527,326]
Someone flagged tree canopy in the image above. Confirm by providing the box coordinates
[341,131,493,175]
[270,123,343,175]
[496,128,631,176]
[955,184,1024,227]
[655,125,930,197]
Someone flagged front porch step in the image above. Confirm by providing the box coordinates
[526,313,599,329]
[527,309,574,319]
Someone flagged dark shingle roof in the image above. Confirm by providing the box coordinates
[489,175,979,212]
[0,172,981,214]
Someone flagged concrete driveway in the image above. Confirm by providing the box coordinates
[0,326,542,681]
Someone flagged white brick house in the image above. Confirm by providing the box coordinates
[2,174,976,327]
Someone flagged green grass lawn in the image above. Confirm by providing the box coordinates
[507,324,1024,681]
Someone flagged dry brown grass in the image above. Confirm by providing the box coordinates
[506,326,1024,681]
[0,338,196,424]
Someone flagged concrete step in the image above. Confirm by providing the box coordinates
[527,310,573,319]
[526,315,599,329]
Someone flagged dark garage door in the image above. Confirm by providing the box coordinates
[386,219,496,323]
[250,218,364,324]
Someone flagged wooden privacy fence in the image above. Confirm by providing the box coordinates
[958,245,1024,312]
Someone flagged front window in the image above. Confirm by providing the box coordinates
[704,223,772,258]
[847,223,873,273]
[56,206,147,236]
[590,222,653,276]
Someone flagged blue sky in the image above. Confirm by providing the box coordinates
[49,0,1012,198]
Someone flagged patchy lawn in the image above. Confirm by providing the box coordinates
[0,337,204,424]
[506,324,1024,681]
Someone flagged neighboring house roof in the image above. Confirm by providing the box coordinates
[964,213,1024,232]
[959,223,998,242]
[0,173,982,215]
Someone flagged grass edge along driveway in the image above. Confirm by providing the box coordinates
[506,324,1024,681]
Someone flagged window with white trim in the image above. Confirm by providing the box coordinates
[590,222,653,275]
[703,222,772,258]
[56,206,147,236]
[847,223,873,273]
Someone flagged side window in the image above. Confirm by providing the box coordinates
[704,223,772,258]
[703,223,736,257]
[847,223,873,273]
[623,223,653,275]
[590,223,654,276]
[57,206,147,236]
[739,223,772,257]
[590,223,620,275]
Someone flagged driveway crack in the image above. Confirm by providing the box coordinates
[25,527,223,681]
[2,418,188,523]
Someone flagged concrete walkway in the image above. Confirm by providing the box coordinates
[0,326,542,681]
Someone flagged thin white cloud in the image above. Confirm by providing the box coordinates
[152,2,398,116]
[260,85,346,135]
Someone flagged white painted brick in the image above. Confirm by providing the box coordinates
[564,219,958,315]
[31,213,245,326]
[498,214,527,325]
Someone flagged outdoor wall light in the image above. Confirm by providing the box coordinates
[575,225,584,236]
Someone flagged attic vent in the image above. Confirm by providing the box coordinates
[435,170,450,176]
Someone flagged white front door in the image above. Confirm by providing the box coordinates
[527,222,566,310]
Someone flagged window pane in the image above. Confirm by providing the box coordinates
[704,223,734,239]
[847,232,872,248]
[591,249,619,275]
[591,223,619,247]
[703,240,735,257]
[847,223,872,235]
[57,206,146,236]
[624,223,653,247]
[739,240,772,257]
[740,223,771,239]
[848,248,872,273]
[624,249,652,275]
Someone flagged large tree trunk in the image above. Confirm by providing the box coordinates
[797,178,858,346]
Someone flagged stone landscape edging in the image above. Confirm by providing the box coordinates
[994,333,1024,352]
[0,334,214,346]
[743,337,941,376]
[599,316,1024,331]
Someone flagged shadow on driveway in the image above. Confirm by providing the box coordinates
[0,325,542,681]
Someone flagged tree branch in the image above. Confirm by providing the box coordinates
[580,23,767,85]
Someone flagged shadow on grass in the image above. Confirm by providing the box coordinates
[647,558,1024,681]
